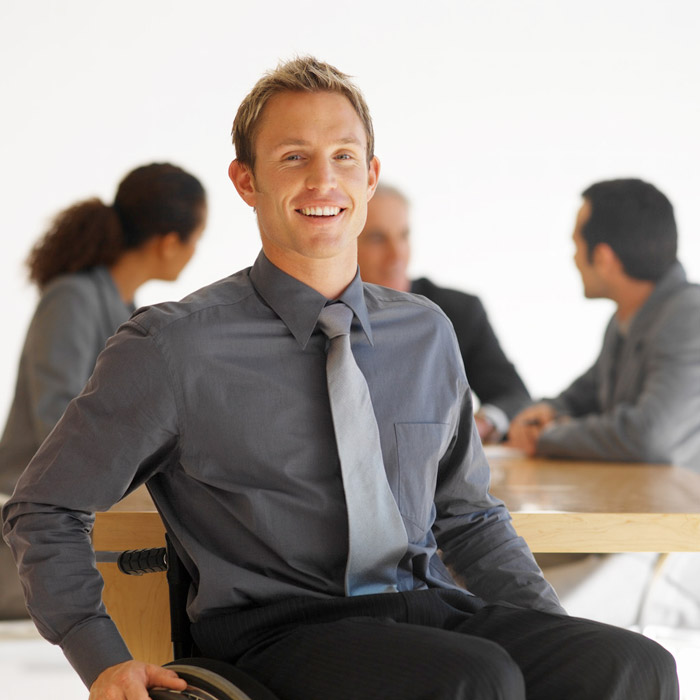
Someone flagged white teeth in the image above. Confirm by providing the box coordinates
[299,206,341,217]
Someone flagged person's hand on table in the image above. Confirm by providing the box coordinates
[507,403,557,456]
[89,660,187,700]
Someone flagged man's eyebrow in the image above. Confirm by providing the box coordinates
[272,136,364,149]
[336,136,364,146]
[273,139,309,148]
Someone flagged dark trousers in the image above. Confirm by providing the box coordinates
[191,589,679,700]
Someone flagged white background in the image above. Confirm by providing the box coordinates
[1,0,699,424]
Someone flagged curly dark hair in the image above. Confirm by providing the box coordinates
[27,163,206,289]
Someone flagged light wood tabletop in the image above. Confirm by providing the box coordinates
[485,445,700,553]
[94,446,700,555]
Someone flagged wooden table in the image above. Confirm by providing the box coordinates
[93,448,700,662]
[485,446,700,553]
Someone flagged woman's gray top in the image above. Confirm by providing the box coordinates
[0,267,133,494]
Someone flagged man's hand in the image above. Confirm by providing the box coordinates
[507,403,557,456]
[89,660,187,700]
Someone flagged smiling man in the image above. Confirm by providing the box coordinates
[3,60,678,700]
[229,89,378,297]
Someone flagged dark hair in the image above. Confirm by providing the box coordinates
[581,178,677,281]
[27,163,206,289]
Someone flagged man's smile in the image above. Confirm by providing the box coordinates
[297,206,345,217]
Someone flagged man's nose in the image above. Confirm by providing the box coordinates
[305,157,337,192]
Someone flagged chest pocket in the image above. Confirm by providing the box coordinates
[395,422,451,542]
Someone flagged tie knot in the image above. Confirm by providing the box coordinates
[317,303,354,340]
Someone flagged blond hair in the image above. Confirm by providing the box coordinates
[231,56,375,170]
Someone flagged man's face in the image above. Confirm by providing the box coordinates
[573,199,606,298]
[236,90,379,267]
[357,192,411,291]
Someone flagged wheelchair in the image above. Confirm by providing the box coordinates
[109,540,280,700]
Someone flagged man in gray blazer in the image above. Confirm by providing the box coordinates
[509,178,700,472]
[509,178,700,631]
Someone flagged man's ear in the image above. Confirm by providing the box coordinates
[592,242,623,277]
[229,160,257,208]
[366,156,381,201]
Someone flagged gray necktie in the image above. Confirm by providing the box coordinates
[317,302,408,596]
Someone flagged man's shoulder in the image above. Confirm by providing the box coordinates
[645,277,700,327]
[627,276,700,354]
[364,281,448,318]
[671,278,700,308]
[363,282,461,346]
[129,267,256,335]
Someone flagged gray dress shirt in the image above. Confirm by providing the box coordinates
[410,278,532,436]
[0,266,133,495]
[3,252,561,687]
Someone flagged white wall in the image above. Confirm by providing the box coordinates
[1,0,699,424]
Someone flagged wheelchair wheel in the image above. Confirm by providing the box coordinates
[148,657,280,700]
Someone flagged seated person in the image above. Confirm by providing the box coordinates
[509,178,700,470]
[0,162,206,619]
[3,58,677,699]
[358,184,531,442]
[509,178,700,631]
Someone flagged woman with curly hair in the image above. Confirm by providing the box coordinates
[0,162,206,617]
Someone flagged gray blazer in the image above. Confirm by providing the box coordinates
[537,262,700,471]
[0,267,132,493]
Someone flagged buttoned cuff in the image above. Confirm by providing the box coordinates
[475,404,509,441]
[61,616,133,688]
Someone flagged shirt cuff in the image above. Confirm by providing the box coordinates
[475,404,509,441]
[61,616,133,689]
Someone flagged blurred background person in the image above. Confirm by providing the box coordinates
[508,178,700,470]
[0,162,206,618]
[358,183,531,442]
[509,178,700,631]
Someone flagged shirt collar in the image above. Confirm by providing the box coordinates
[249,251,373,349]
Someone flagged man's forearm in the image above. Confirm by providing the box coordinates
[3,504,132,687]
[437,510,565,615]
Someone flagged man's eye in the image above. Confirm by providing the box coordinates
[284,154,302,161]
[336,153,352,160]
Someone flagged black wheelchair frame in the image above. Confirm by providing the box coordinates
[112,538,280,700]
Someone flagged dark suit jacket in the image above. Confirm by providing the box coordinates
[411,278,531,421]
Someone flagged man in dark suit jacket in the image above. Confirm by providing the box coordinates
[357,184,531,442]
